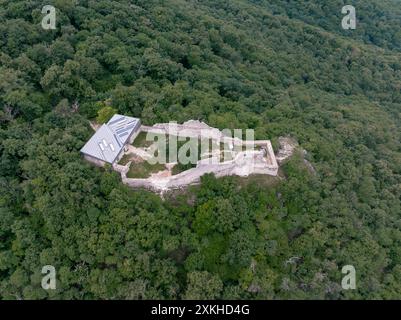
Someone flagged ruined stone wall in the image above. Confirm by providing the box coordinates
[116,151,278,192]
[114,121,279,192]
[112,163,129,174]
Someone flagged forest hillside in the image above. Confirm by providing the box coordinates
[0,0,400,299]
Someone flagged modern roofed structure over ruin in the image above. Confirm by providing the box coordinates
[80,114,141,166]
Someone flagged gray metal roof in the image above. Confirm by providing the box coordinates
[80,115,140,164]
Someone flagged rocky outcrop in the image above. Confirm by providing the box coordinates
[276,137,298,164]
[276,137,316,174]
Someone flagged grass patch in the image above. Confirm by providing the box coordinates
[172,162,196,175]
[118,153,134,166]
[127,161,166,179]
[132,131,155,148]
[168,136,205,175]
[144,135,203,165]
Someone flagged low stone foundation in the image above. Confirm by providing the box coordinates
[114,121,280,193]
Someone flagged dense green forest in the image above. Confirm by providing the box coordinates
[0,0,400,299]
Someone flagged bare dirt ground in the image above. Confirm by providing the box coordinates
[150,167,172,179]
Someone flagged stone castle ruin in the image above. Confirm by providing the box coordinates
[81,116,292,193]
[111,120,279,193]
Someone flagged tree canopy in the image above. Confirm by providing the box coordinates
[0,0,400,299]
